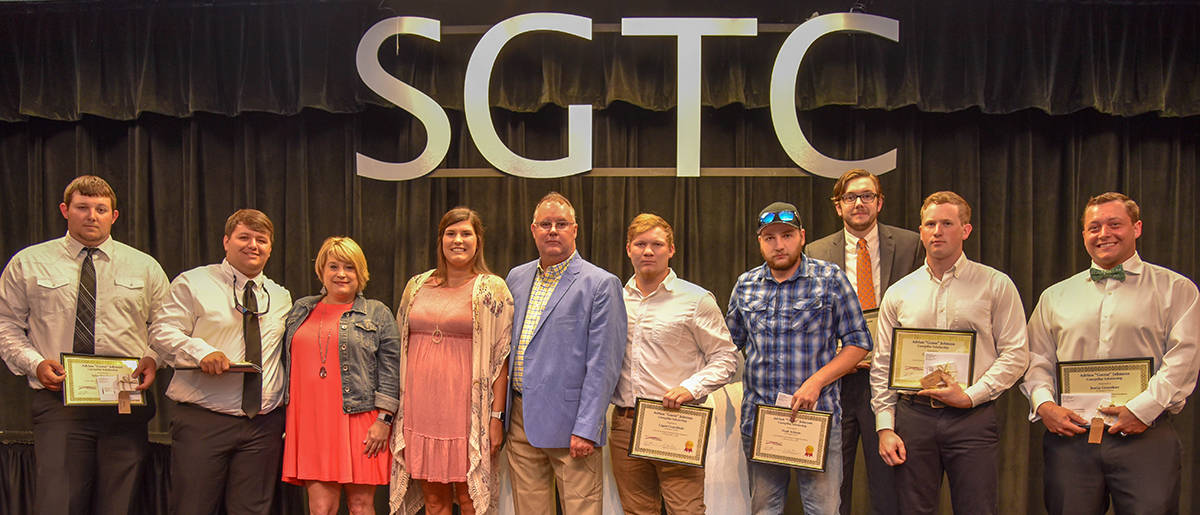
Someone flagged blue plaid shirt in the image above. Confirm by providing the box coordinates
[726,255,872,436]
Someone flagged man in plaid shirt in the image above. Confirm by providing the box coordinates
[726,201,873,514]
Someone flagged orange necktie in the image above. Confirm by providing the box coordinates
[856,239,877,309]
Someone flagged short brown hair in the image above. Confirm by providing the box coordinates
[224,209,274,241]
[626,213,674,246]
[532,191,578,224]
[1082,192,1140,228]
[63,175,117,209]
[314,237,370,293]
[920,191,971,224]
[433,207,492,284]
[830,169,883,204]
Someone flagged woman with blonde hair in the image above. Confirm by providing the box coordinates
[390,207,514,515]
[281,236,401,515]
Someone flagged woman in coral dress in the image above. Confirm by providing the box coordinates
[281,236,401,515]
[390,207,514,515]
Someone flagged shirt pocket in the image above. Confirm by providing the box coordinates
[352,319,380,354]
[743,298,772,333]
[33,275,74,314]
[110,276,147,315]
[783,297,827,333]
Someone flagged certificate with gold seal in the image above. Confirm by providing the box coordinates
[887,328,976,391]
[627,398,713,467]
[60,353,145,406]
[749,405,832,472]
[1057,357,1153,409]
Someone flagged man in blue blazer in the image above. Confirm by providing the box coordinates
[505,192,627,515]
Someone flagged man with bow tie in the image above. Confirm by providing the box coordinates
[1021,192,1200,514]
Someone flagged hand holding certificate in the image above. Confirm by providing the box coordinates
[749,404,833,471]
[887,328,977,391]
[627,398,713,467]
[60,353,146,411]
[1057,358,1152,423]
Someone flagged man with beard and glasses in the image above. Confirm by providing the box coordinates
[726,201,872,514]
[805,169,921,515]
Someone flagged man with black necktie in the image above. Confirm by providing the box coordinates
[150,208,293,515]
[805,169,922,515]
[0,175,169,515]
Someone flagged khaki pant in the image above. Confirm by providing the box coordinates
[608,409,706,515]
[505,395,604,515]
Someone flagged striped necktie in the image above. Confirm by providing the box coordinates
[72,247,98,354]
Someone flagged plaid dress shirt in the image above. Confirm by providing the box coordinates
[511,252,574,392]
[726,255,871,436]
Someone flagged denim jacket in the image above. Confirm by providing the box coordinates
[281,294,401,414]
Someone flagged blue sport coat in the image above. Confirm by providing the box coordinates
[505,253,627,448]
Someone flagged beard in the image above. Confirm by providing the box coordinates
[764,249,802,271]
[844,211,878,233]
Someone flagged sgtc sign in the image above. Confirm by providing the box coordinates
[356,13,898,180]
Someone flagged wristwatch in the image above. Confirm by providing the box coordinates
[377,412,395,426]
[491,411,504,422]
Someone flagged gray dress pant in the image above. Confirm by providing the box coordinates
[893,396,999,515]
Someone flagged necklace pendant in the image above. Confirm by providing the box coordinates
[319,366,327,378]
[432,328,443,344]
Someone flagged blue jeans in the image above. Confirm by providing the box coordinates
[742,418,843,515]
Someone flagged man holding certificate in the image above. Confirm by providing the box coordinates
[150,209,293,515]
[726,201,872,515]
[610,213,739,514]
[869,191,1029,515]
[1021,192,1199,514]
[805,169,922,515]
[0,175,169,515]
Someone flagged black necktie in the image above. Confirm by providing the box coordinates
[72,248,98,354]
[242,281,262,418]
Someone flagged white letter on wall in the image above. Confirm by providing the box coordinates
[622,18,757,177]
[465,13,592,178]
[770,13,898,178]
[355,17,451,181]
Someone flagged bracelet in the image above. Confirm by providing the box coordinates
[377,412,394,426]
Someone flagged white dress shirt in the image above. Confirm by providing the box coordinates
[150,260,292,416]
[0,233,169,389]
[843,225,881,301]
[612,269,739,408]
[870,253,1029,430]
[1021,253,1199,425]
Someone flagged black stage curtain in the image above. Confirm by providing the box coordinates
[0,0,1197,121]
[0,103,1197,513]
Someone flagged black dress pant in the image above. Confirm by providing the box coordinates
[31,388,154,515]
[1042,417,1181,515]
[893,396,999,515]
[838,369,898,515]
[168,402,285,515]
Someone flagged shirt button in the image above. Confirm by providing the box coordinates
[344,387,350,393]
[341,325,347,329]
[340,345,346,350]
[342,365,349,371]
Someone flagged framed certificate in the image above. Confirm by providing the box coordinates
[1057,358,1153,406]
[60,353,146,406]
[887,328,976,391]
[627,398,713,467]
[749,405,832,471]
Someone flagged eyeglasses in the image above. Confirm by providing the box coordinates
[758,210,797,226]
[535,220,574,232]
[232,278,271,316]
[838,192,879,205]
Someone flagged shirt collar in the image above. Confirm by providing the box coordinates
[1090,252,1144,277]
[63,232,114,260]
[924,251,970,280]
[221,258,261,291]
[624,268,677,297]
[757,254,810,284]
[537,250,576,279]
[843,224,879,250]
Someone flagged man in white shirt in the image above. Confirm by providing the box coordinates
[869,191,1029,515]
[150,208,293,515]
[0,175,169,515]
[609,213,739,515]
[805,169,922,515]
[1021,192,1199,514]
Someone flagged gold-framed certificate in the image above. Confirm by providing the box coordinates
[1057,358,1153,421]
[60,353,145,407]
[887,328,976,391]
[627,398,713,467]
[749,405,832,471]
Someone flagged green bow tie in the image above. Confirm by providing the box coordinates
[1090,265,1126,282]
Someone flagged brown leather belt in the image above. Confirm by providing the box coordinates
[613,406,636,418]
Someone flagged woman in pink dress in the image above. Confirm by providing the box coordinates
[281,237,401,515]
[390,207,514,515]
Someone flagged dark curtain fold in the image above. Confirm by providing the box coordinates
[1,0,1197,121]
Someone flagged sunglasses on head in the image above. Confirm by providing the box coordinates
[759,210,797,226]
